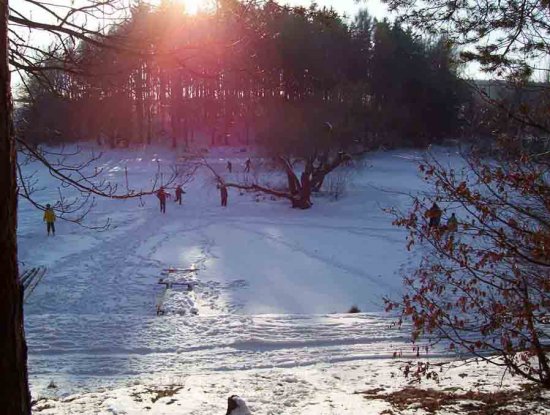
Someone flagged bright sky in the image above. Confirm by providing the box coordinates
[284,0,388,20]
[144,0,388,19]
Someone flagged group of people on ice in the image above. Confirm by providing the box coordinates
[155,184,186,213]
[154,158,250,213]
[43,157,460,236]
[425,202,458,232]
[226,158,251,174]
[155,179,231,214]
[43,158,250,233]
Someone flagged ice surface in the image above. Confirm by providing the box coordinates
[19,145,455,401]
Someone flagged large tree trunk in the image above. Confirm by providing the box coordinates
[311,171,326,192]
[0,1,32,412]
[287,171,299,195]
[310,153,351,192]
[279,157,311,209]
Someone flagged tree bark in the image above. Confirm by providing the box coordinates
[210,127,216,146]
[287,171,299,195]
[146,104,152,146]
[0,0,32,412]
[183,117,189,149]
[278,157,311,209]
[135,66,144,144]
[170,112,178,149]
[310,153,351,192]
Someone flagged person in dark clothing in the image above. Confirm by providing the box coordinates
[174,185,185,205]
[227,161,232,173]
[43,204,56,236]
[244,158,251,173]
[156,186,168,213]
[426,202,442,228]
[218,183,228,207]
[447,212,458,232]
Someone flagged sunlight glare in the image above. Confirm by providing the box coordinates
[177,0,204,15]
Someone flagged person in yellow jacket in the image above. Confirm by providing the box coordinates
[43,204,56,236]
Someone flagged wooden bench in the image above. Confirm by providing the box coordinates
[156,268,198,315]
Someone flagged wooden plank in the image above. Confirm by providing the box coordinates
[156,266,198,315]
[21,268,39,288]
[21,267,47,302]
[162,268,198,273]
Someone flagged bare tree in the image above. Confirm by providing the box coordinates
[16,139,197,228]
[201,149,355,209]
[387,141,550,387]
[201,102,361,209]
[1,1,202,413]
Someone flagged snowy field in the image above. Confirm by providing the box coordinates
[20,145,548,414]
[30,356,550,414]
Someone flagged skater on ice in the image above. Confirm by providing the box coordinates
[447,212,458,232]
[227,160,232,173]
[156,186,169,213]
[43,204,56,236]
[174,185,185,205]
[218,182,228,207]
[244,158,251,173]
[426,202,442,228]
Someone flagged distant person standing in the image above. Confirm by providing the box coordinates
[219,183,228,207]
[156,186,169,213]
[244,158,251,173]
[43,204,56,236]
[447,212,458,232]
[426,202,442,228]
[227,160,232,173]
[174,185,185,205]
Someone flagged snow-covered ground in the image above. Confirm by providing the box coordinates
[21,145,546,414]
[31,357,550,414]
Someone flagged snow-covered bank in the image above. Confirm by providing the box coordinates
[19,145,469,408]
[32,358,550,414]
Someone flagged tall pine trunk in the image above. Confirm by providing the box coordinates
[135,67,144,144]
[0,1,31,412]
[183,117,189,149]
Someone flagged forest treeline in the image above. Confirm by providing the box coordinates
[17,0,470,151]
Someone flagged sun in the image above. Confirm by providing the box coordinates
[176,0,205,15]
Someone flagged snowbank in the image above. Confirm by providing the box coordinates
[32,358,550,414]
